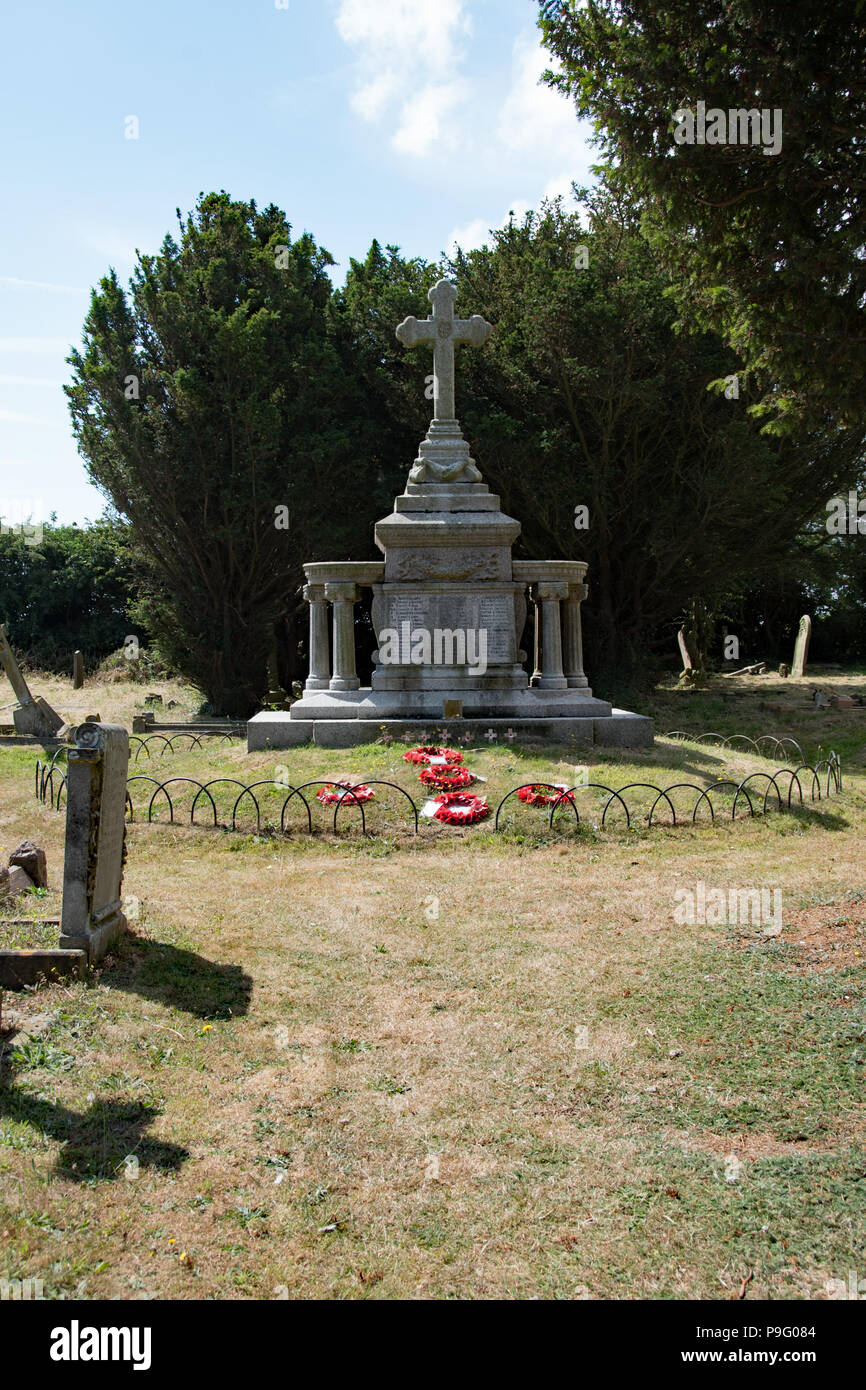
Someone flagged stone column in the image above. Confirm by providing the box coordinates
[303,584,331,690]
[325,582,360,691]
[563,582,589,688]
[536,581,568,690]
[530,587,542,685]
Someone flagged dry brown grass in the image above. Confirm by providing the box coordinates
[0,670,864,1301]
[3,668,198,731]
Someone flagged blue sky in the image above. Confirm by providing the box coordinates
[1,0,594,525]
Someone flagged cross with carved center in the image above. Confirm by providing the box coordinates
[396,279,492,421]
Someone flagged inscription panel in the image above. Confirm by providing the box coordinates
[92,729,129,912]
[381,591,516,664]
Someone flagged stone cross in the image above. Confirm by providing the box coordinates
[396,280,492,421]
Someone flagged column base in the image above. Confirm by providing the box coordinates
[329,678,361,691]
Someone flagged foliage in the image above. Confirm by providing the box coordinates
[66,193,387,717]
[0,519,135,672]
[445,193,861,688]
[538,0,866,436]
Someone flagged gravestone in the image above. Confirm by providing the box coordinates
[0,624,64,738]
[59,722,130,963]
[72,650,84,689]
[791,614,812,677]
[677,628,693,672]
[9,840,48,888]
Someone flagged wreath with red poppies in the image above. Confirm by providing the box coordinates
[402,745,464,765]
[419,765,475,790]
[517,783,575,807]
[316,779,375,805]
[433,791,490,825]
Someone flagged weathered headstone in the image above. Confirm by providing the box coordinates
[59,722,129,963]
[72,650,84,689]
[9,840,47,888]
[5,866,34,896]
[791,614,812,677]
[677,628,693,672]
[0,624,64,738]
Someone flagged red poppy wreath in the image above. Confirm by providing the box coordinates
[433,791,490,825]
[402,745,464,765]
[316,779,375,805]
[419,765,475,790]
[516,784,575,807]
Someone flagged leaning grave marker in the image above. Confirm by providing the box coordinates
[0,623,64,739]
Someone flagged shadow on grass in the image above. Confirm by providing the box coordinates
[784,806,850,831]
[0,1056,188,1183]
[104,938,253,1020]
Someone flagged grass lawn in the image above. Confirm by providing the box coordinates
[0,668,864,1300]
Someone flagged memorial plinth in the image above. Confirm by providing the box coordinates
[248,281,653,751]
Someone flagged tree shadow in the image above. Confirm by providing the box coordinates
[104,938,253,1020]
[0,1051,187,1183]
[785,805,850,831]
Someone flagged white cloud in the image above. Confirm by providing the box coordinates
[447,217,492,254]
[0,338,72,354]
[392,81,464,157]
[335,0,472,155]
[497,34,579,163]
[0,375,65,387]
[0,408,46,424]
[350,71,400,122]
[447,200,533,255]
[0,276,86,294]
[76,221,142,268]
[542,172,580,203]
[334,9,593,247]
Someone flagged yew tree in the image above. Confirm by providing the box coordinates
[538,0,866,435]
[447,193,863,686]
[66,193,378,716]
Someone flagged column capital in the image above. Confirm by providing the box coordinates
[567,582,589,603]
[324,581,359,603]
[537,580,569,602]
[303,582,327,604]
